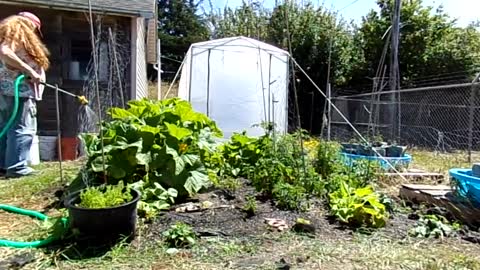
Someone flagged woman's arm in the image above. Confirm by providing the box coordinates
[0,42,41,82]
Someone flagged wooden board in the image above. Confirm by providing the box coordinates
[384,172,444,179]
[400,184,480,227]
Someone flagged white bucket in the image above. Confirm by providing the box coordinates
[39,136,57,161]
[28,135,40,165]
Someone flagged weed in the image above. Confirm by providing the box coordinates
[216,176,242,192]
[163,222,197,248]
[409,214,460,238]
[242,195,257,216]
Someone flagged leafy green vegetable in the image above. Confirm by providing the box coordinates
[329,182,387,228]
[78,181,133,209]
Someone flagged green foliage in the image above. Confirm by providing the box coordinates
[81,98,222,215]
[315,140,380,196]
[132,181,178,219]
[78,181,132,209]
[242,195,257,216]
[158,0,209,77]
[329,182,387,228]
[218,132,271,177]
[356,0,480,87]
[272,182,309,211]
[409,215,460,238]
[207,0,480,93]
[214,176,242,192]
[163,222,197,248]
[316,140,343,179]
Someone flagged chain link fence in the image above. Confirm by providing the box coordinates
[328,82,480,154]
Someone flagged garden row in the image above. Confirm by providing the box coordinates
[72,98,386,228]
[68,98,461,245]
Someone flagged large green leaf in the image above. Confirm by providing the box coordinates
[181,154,200,166]
[184,170,209,196]
[136,152,151,166]
[165,123,193,140]
[109,108,137,119]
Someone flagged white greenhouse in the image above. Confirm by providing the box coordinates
[178,36,290,138]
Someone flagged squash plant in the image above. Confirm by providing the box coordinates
[81,98,222,214]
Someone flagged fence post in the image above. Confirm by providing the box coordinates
[327,83,331,141]
[468,74,480,162]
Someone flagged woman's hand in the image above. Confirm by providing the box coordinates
[28,70,42,83]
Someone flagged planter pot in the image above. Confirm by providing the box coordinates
[386,146,407,157]
[64,188,141,244]
[341,143,360,155]
[372,146,386,157]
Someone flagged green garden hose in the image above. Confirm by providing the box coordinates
[0,76,67,248]
[0,204,67,248]
[0,75,23,139]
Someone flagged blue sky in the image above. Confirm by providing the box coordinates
[205,0,479,27]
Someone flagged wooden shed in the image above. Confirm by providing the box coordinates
[0,0,157,137]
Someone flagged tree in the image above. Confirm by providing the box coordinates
[207,2,362,132]
[157,0,210,79]
[355,0,480,89]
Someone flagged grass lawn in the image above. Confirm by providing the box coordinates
[1,150,480,269]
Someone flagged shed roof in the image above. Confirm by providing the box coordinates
[1,0,155,18]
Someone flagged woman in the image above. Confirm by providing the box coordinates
[0,12,49,178]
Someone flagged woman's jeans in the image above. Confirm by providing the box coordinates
[0,95,36,177]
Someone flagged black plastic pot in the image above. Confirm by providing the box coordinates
[386,145,407,157]
[64,188,141,243]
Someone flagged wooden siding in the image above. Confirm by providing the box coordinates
[131,17,148,100]
[1,0,155,18]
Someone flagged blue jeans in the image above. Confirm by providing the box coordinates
[0,95,37,177]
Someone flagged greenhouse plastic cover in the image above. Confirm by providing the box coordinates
[178,36,289,138]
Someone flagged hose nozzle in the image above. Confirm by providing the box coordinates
[77,95,89,105]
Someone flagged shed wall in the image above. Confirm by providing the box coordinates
[131,17,148,100]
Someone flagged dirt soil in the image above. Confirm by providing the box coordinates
[146,179,480,246]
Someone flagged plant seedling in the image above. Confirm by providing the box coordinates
[242,195,257,217]
[163,222,197,248]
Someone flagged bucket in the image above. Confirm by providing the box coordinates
[60,137,78,161]
[39,136,57,161]
[28,135,40,166]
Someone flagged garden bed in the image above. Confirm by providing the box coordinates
[2,162,480,269]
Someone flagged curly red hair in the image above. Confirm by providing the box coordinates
[0,15,50,70]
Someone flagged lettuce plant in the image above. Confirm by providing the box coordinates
[329,182,388,228]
